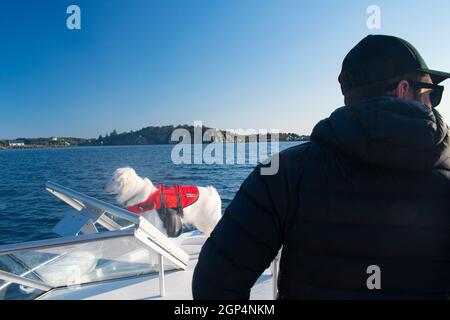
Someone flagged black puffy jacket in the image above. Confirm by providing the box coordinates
[192,97,450,299]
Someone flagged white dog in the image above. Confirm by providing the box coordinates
[104,167,222,237]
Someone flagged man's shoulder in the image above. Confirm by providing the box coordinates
[272,141,338,180]
[279,141,313,157]
[278,141,321,165]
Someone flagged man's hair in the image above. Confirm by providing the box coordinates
[343,72,428,106]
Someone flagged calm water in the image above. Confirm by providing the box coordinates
[0,142,300,245]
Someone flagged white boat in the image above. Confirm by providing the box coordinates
[0,182,278,300]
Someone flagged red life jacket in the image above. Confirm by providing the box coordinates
[126,184,199,215]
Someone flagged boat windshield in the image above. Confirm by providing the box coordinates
[0,182,189,300]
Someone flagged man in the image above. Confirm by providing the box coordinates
[192,35,450,299]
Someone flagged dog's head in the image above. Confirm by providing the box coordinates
[104,167,143,205]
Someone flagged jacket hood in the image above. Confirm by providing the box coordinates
[311,97,450,171]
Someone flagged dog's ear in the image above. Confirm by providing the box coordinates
[116,172,129,189]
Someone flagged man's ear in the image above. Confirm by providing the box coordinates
[394,80,411,99]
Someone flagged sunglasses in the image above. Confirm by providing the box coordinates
[386,80,444,108]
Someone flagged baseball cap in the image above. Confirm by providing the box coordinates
[338,35,450,95]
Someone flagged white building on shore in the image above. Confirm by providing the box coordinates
[8,140,25,147]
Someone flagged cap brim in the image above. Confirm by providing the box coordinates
[418,68,450,84]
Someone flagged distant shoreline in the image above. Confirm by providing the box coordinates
[0,144,73,150]
[0,124,310,150]
[0,140,308,151]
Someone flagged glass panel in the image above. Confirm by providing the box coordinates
[103,211,136,229]
[0,235,178,300]
[0,279,44,300]
[0,255,45,300]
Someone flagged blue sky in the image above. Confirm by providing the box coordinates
[1,0,450,139]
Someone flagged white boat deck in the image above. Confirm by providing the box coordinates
[39,231,274,300]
